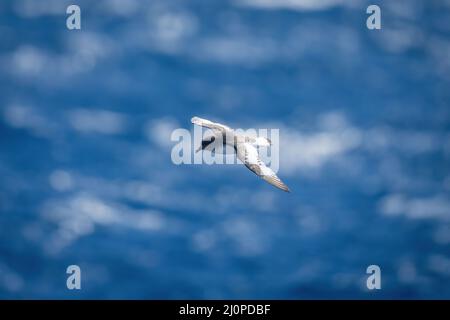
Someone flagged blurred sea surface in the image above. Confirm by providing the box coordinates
[0,0,449,298]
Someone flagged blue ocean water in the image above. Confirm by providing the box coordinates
[0,0,449,299]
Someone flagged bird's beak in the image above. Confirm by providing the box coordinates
[195,146,202,153]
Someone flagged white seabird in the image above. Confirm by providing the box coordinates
[191,116,290,192]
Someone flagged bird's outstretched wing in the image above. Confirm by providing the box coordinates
[191,116,232,134]
[236,143,290,192]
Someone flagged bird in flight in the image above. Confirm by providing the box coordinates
[191,116,290,192]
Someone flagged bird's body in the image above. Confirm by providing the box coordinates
[191,116,290,192]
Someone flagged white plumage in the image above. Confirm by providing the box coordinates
[192,116,290,192]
